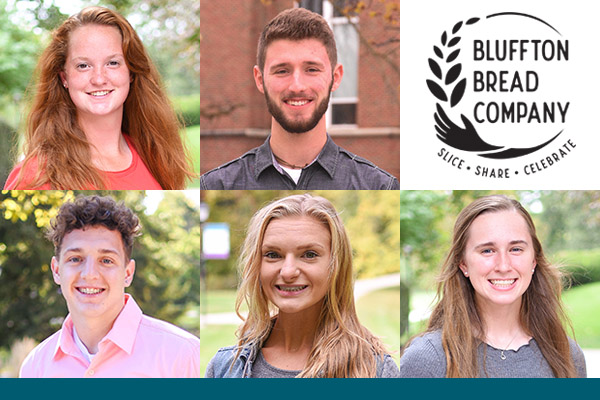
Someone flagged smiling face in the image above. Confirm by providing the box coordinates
[254,38,343,134]
[460,210,537,312]
[51,225,135,326]
[260,216,331,316]
[60,24,131,121]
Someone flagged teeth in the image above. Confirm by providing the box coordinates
[277,285,307,292]
[90,90,110,96]
[490,279,515,287]
[287,100,309,106]
[79,287,103,294]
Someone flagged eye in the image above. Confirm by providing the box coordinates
[510,247,524,253]
[67,256,82,263]
[264,251,281,259]
[481,248,494,255]
[108,60,120,67]
[76,63,89,70]
[303,250,319,259]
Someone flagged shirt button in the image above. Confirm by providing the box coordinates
[88,369,95,376]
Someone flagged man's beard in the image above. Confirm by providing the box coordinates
[264,80,333,134]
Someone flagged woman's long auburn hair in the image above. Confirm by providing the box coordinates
[234,194,388,377]
[414,195,577,378]
[14,6,194,189]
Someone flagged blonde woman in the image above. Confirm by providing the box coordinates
[205,194,399,378]
[400,195,586,378]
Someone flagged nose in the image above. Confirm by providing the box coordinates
[494,251,512,273]
[280,254,299,282]
[90,66,108,86]
[80,257,100,279]
[288,70,308,93]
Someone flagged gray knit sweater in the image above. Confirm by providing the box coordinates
[400,330,587,378]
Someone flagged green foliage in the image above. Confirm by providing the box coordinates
[554,248,600,287]
[173,95,200,127]
[0,119,17,185]
[0,190,200,350]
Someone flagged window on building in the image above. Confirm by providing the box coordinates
[299,0,359,127]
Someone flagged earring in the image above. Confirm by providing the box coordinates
[463,271,469,277]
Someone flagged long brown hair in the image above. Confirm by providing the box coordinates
[14,6,194,189]
[235,194,388,377]
[419,195,576,377]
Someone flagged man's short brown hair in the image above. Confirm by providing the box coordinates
[257,8,337,72]
[46,195,141,260]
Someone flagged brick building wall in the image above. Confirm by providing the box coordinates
[200,0,399,179]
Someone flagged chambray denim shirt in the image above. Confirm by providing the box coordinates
[204,340,396,378]
[200,135,399,190]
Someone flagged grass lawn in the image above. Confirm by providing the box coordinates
[184,124,199,188]
[563,281,600,348]
[201,289,247,314]
[356,286,401,366]
[200,324,238,377]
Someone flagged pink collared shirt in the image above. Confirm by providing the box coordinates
[19,294,199,378]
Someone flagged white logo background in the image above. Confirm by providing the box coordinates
[400,0,600,189]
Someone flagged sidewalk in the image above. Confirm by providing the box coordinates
[200,273,401,327]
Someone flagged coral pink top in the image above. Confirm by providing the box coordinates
[19,295,200,378]
[3,135,162,190]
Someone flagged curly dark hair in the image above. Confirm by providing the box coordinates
[46,195,141,260]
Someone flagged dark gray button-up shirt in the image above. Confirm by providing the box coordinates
[200,135,399,190]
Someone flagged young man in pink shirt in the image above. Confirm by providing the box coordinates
[19,195,200,378]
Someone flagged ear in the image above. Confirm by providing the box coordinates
[330,63,344,92]
[253,65,265,94]
[59,71,67,86]
[51,256,61,285]
[459,262,468,277]
[124,259,136,287]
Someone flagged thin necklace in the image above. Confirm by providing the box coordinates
[273,153,309,170]
[488,331,520,360]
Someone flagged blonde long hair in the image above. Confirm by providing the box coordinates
[420,195,576,377]
[14,6,194,189]
[235,194,387,377]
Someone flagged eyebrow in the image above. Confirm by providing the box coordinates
[268,60,326,72]
[261,243,327,251]
[70,54,124,62]
[473,240,529,249]
[63,247,121,256]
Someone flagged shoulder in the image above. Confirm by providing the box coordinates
[139,314,200,349]
[400,330,447,378]
[334,145,399,190]
[200,147,261,190]
[3,158,50,190]
[19,330,61,378]
[205,345,245,378]
[567,337,587,378]
[378,354,400,378]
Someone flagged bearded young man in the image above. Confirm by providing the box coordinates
[200,8,399,190]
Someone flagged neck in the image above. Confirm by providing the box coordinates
[77,112,131,171]
[269,118,327,168]
[477,298,529,350]
[71,313,118,355]
[266,303,322,353]
[70,295,126,354]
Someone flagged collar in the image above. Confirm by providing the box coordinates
[254,135,339,180]
[53,294,143,360]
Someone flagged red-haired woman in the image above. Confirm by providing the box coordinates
[4,6,194,190]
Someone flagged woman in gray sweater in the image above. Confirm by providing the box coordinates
[400,195,586,378]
